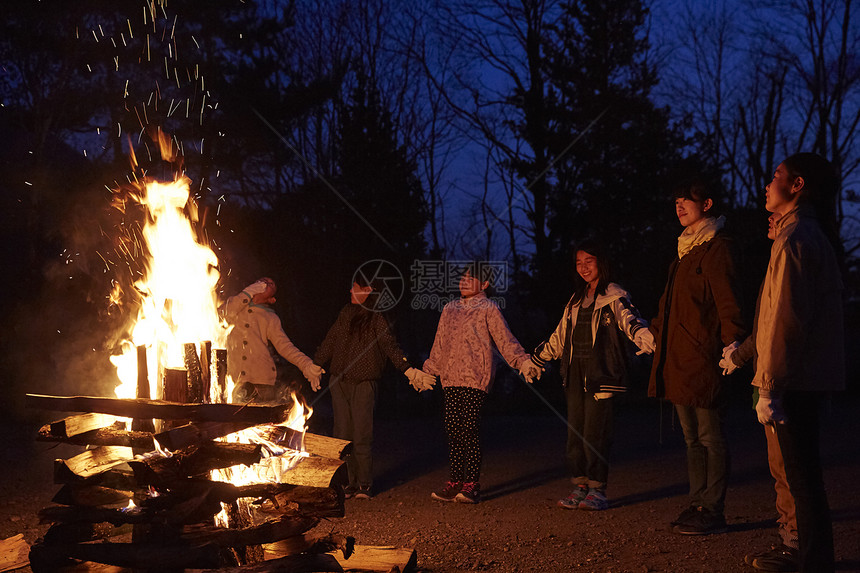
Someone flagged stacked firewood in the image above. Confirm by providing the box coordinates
[26,394,417,572]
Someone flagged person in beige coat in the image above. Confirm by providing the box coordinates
[225,278,323,403]
[738,153,844,573]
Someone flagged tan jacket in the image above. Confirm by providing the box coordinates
[753,206,845,394]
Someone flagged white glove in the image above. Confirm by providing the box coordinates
[518,359,543,384]
[634,328,656,355]
[303,363,325,392]
[755,390,786,426]
[244,280,269,297]
[406,367,436,392]
[594,392,613,401]
[719,341,740,375]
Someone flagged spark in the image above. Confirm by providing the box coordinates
[127,19,133,39]
[192,36,199,49]
[92,30,99,42]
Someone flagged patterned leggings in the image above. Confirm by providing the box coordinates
[443,386,487,483]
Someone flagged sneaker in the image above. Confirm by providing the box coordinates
[672,507,727,535]
[353,485,372,500]
[578,488,608,511]
[558,485,589,510]
[343,484,358,499]
[750,545,799,572]
[670,505,699,527]
[455,481,481,504]
[431,481,462,502]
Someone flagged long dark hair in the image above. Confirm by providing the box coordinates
[570,240,612,306]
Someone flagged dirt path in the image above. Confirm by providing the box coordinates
[2,395,859,572]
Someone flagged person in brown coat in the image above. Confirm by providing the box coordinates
[648,176,745,535]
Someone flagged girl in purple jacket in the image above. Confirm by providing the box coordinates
[424,263,540,504]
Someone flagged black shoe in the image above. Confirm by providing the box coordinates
[750,545,799,572]
[353,485,372,500]
[343,484,358,499]
[672,507,727,535]
[670,505,699,527]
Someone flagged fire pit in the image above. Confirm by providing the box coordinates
[22,134,417,572]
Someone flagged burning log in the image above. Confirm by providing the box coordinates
[146,481,345,519]
[163,367,189,404]
[128,442,264,486]
[213,348,228,403]
[185,343,206,403]
[133,345,156,434]
[26,394,294,424]
[155,421,260,450]
[38,421,155,450]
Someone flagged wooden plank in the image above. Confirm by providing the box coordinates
[0,534,29,573]
[49,414,119,439]
[303,433,352,460]
[330,545,417,573]
[54,446,134,480]
[38,424,155,450]
[263,533,353,559]
[52,484,135,507]
[279,455,347,489]
[26,394,293,424]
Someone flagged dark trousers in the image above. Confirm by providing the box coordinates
[675,404,729,514]
[776,392,834,572]
[331,379,377,487]
[443,386,486,483]
[565,384,614,489]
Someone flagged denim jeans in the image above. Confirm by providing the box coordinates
[674,404,729,514]
[566,383,614,489]
[776,392,834,572]
[331,379,377,487]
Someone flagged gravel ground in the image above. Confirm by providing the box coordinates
[2,393,859,572]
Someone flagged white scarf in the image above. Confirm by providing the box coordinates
[677,215,725,259]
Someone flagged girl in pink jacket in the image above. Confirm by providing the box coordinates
[424,263,539,503]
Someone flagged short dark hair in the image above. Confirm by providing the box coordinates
[671,175,720,215]
[781,152,840,252]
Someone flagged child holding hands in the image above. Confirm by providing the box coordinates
[424,263,540,504]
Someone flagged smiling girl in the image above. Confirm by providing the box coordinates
[532,241,654,511]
